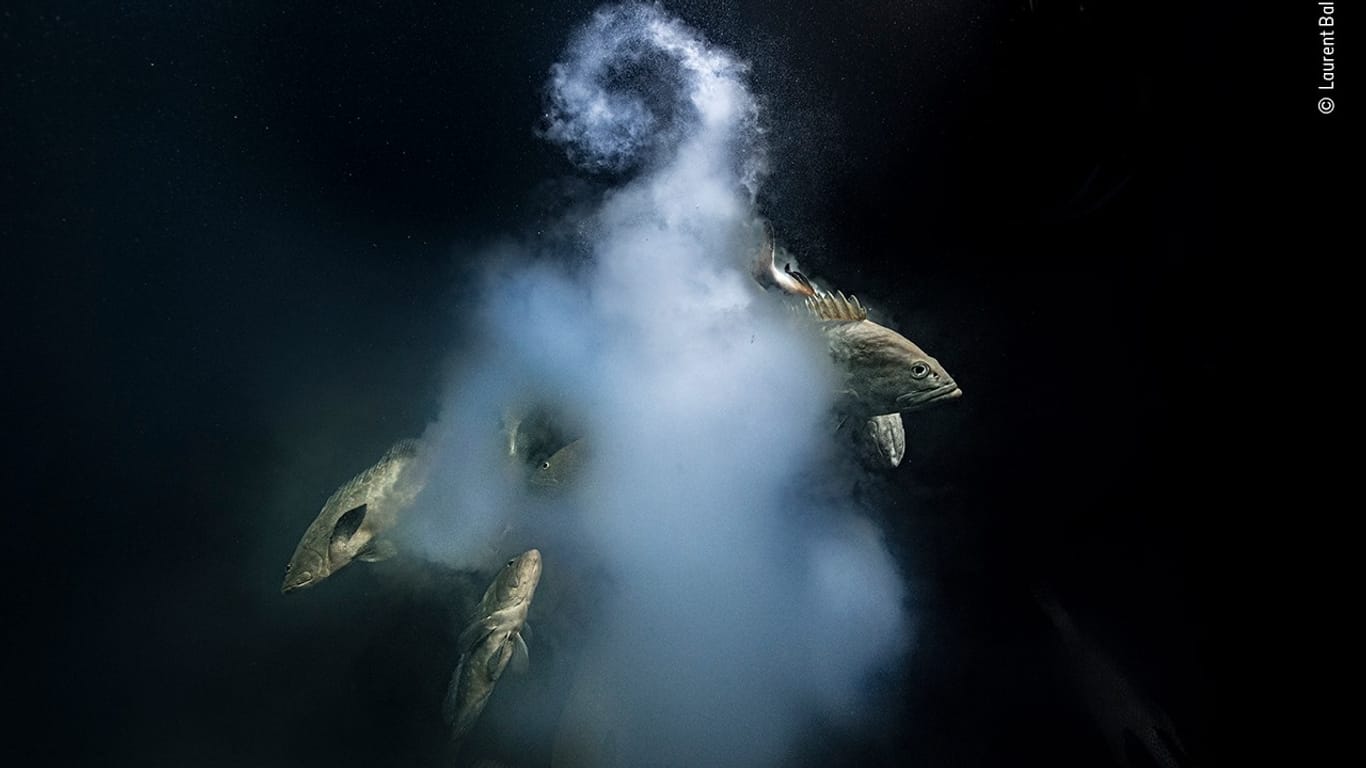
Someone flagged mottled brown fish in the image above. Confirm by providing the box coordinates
[804,290,961,418]
[281,439,426,594]
[443,549,543,742]
[749,222,961,429]
[529,438,589,493]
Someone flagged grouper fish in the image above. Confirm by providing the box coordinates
[805,290,962,418]
[749,221,959,465]
[281,439,426,594]
[443,548,543,742]
[529,438,588,493]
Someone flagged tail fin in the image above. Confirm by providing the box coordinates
[750,219,816,297]
[749,219,777,285]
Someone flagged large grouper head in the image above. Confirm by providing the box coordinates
[805,291,962,416]
[282,533,330,594]
[281,502,370,594]
[888,337,961,412]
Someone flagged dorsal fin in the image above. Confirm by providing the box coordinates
[804,290,867,322]
[323,438,422,509]
[385,438,422,460]
[324,467,372,509]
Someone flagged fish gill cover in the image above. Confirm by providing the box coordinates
[394,3,911,764]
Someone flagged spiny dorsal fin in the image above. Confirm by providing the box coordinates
[804,290,867,322]
[385,438,422,460]
[324,439,422,508]
[325,467,373,509]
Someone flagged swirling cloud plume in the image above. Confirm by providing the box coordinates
[397,4,910,764]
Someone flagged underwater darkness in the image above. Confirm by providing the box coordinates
[4,0,1244,766]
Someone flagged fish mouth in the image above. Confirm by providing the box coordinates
[281,572,314,594]
[518,549,543,579]
[897,383,963,411]
[518,550,543,586]
[502,549,543,589]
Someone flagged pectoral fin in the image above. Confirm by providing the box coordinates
[357,538,397,563]
[487,635,516,678]
[509,631,530,675]
[457,618,496,653]
[331,504,367,546]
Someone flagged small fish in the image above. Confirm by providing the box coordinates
[281,439,425,594]
[529,439,588,492]
[804,290,961,417]
[1035,587,1195,768]
[443,549,544,742]
[859,412,907,468]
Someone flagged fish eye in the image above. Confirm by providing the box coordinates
[539,461,551,470]
[910,362,930,379]
[507,559,515,566]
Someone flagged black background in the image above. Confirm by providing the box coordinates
[4,1,1251,765]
